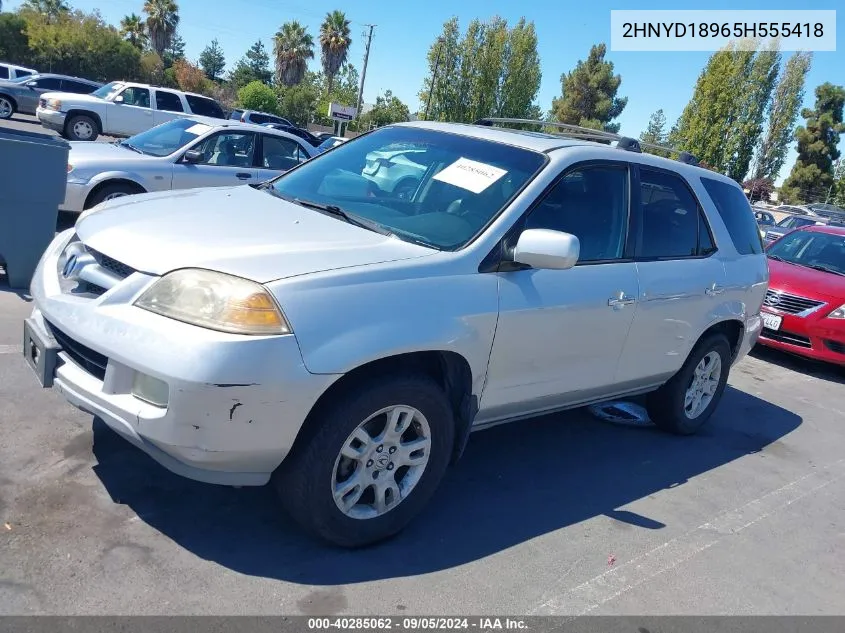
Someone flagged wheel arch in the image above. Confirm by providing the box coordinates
[83,178,147,209]
[697,318,744,363]
[291,350,476,467]
[64,109,103,134]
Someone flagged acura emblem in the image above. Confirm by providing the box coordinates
[62,254,79,279]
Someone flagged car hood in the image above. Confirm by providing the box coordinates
[767,258,845,303]
[75,185,435,283]
[41,91,103,104]
[69,140,156,168]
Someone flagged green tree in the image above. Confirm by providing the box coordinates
[139,50,165,84]
[273,20,314,87]
[319,10,351,95]
[143,0,179,58]
[229,40,272,89]
[419,16,541,123]
[238,80,279,114]
[781,83,845,203]
[119,13,147,50]
[162,31,185,68]
[639,108,669,156]
[360,90,410,129]
[199,38,225,80]
[312,64,359,126]
[551,43,627,132]
[21,0,69,23]
[276,82,318,126]
[0,13,30,63]
[724,41,781,181]
[832,159,845,207]
[754,52,812,180]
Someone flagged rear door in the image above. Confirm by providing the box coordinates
[615,166,725,385]
[171,130,259,189]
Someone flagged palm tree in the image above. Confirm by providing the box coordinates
[319,10,351,94]
[120,13,148,50]
[143,0,179,58]
[21,0,69,22]
[273,21,314,87]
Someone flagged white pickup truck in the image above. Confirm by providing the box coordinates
[36,80,226,141]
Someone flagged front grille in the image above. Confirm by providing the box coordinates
[760,327,812,348]
[763,289,825,315]
[823,339,845,355]
[88,248,135,279]
[46,320,107,380]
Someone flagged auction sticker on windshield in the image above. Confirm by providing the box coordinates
[762,312,782,331]
[433,157,507,194]
[185,123,212,136]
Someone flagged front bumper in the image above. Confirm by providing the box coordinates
[757,307,845,366]
[27,231,339,485]
[36,106,66,133]
[59,180,90,213]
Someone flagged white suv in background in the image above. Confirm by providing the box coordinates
[0,61,37,81]
[36,81,225,141]
[25,119,768,547]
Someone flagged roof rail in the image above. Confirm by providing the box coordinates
[473,118,698,166]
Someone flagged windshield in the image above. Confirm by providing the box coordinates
[767,230,845,275]
[92,81,124,100]
[778,216,813,229]
[269,126,546,250]
[120,118,212,157]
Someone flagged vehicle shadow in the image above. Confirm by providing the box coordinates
[90,385,801,584]
[0,272,32,301]
[750,345,845,385]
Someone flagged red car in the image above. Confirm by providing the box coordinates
[758,225,845,365]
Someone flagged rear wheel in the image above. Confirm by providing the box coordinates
[646,334,731,435]
[0,96,15,120]
[273,374,455,547]
[65,114,98,141]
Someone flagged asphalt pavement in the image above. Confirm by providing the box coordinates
[1,114,845,615]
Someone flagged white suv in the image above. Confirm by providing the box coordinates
[36,80,225,141]
[24,119,768,547]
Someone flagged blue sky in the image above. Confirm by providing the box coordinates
[6,0,843,183]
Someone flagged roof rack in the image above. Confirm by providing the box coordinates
[473,118,699,167]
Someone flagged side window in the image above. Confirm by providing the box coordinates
[250,113,270,125]
[638,169,703,259]
[185,95,223,118]
[190,132,255,167]
[34,77,62,90]
[524,164,629,263]
[0,67,8,80]
[698,209,717,255]
[261,135,306,171]
[62,80,96,94]
[119,87,151,108]
[701,177,763,255]
[155,90,184,113]
[16,70,33,79]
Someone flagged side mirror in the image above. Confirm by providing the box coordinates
[25,80,38,88]
[183,149,203,164]
[512,229,580,270]
[113,95,124,104]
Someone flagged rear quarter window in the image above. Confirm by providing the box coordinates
[186,95,224,118]
[701,177,763,255]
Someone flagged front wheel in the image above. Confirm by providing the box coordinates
[646,333,731,435]
[273,374,455,547]
[65,114,98,141]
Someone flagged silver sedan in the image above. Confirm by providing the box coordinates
[62,116,317,212]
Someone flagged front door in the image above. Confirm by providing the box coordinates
[109,86,154,136]
[171,131,259,189]
[615,167,726,385]
[478,162,640,424]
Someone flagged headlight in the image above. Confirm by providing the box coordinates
[46,98,62,111]
[134,269,291,335]
[67,163,74,173]
[827,304,845,319]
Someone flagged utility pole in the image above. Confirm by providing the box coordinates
[355,24,376,123]
[424,38,444,121]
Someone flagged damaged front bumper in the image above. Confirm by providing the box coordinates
[27,232,338,486]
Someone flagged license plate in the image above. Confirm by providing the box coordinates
[22,318,60,388]
[762,312,782,331]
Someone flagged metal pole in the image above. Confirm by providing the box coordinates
[424,39,443,121]
[355,25,375,120]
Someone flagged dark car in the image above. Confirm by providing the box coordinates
[0,73,102,120]
[763,214,828,245]
[263,122,320,148]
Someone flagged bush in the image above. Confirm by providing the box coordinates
[238,81,279,114]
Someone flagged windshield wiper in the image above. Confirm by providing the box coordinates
[767,254,785,262]
[119,141,143,154]
[803,263,845,276]
[291,198,394,236]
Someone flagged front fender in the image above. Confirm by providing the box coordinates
[86,170,162,193]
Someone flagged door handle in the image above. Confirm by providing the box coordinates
[705,283,725,296]
[608,291,636,307]
[236,173,252,180]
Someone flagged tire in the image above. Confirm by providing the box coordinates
[0,95,15,120]
[274,373,455,548]
[65,114,99,141]
[86,183,140,209]
[646,333,731,435]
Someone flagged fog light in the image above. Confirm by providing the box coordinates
[132,371,169,408]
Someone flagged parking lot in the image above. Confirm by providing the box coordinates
[2,115,845,616]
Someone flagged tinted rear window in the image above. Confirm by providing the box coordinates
[701,177,763,255]
[0,67,8,79]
